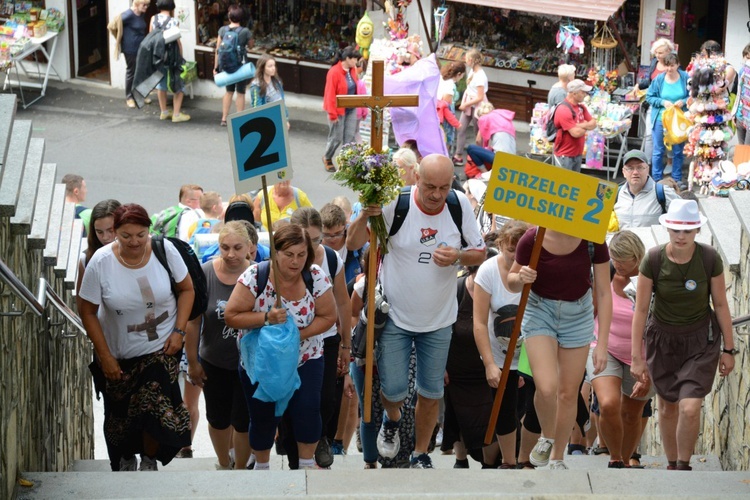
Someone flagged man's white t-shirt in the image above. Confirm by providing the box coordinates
[318,248,345,340]
[474,257,522,369]
[79,241,188,359]
[381,189,485,332]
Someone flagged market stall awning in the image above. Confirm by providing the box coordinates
[445,0,626,22]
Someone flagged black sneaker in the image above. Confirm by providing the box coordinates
[410,453,434,469]
[315,437,334,468]
[453,459,469,469]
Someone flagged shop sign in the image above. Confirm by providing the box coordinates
[227,100,293,192]
[484,153,617,243]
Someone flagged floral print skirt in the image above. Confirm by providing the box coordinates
[102,351,191,469]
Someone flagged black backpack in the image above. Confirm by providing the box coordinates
[544,100,574,142]
[218,27,243,73]
[388,186,466,247]
[151,235,208,321]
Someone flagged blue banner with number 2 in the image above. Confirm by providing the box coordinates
[227,100,293,192]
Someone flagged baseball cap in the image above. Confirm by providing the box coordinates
[567,79,593,93]
[623,150,650,165]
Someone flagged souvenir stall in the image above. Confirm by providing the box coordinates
[192,0,367,93]
[433,0,639,122]
[0,2,65,107]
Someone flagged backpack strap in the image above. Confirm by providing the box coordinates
[648,245,662,290]
[654,182,667,213]
[456,275,467,306]
[323,245,338,281]
[697,243,717,284]
[151,235,178,298]
[388,186,465,248]
[293,187,301,208]
[388,186,412,238]
[256,260,314,300]
[446,190,466,248]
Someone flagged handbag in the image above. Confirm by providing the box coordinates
[662,105,691,151]
[162,25,181,44]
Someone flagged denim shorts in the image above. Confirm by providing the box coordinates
[375,318,451,401]
[521,289,595,348]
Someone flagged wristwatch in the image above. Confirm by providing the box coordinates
[722,347,739,355]
[264,312,270,326]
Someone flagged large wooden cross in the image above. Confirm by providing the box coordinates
[336,59,419,422]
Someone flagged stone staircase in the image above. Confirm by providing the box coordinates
[14,452,750,499]
[0,93,92,500]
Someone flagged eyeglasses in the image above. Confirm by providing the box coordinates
[309,236,323,245]
[623,165,648,172]
[322,230,346,240]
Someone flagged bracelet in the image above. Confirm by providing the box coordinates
[173,327,186,337]
[453,250,462,266]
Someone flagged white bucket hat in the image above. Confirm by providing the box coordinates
[658,199,707,230]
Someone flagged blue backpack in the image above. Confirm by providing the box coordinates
[218,27,243,73]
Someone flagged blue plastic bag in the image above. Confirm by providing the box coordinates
[240,313,301,416]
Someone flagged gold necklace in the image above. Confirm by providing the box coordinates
[117,243,147,268]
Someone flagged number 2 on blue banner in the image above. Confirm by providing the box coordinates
[240,117,279,171]
[229,101,290,182]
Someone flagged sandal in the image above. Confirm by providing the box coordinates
[517,461,535,469]
[452,155,464,165]
[592,446,610,455]
[629,452,645,468]
[220,120,227,127]
[323,156,337,172]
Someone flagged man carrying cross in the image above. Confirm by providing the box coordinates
[347,153,486,468]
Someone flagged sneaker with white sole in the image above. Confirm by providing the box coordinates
[549,460,568,470]
[377,417,401,459]
[172,113,191,123]
[159,110,173,121]
[530,437,554,467]
[119,456,137,471]
[409,453,434,469]
[139,455,158,471]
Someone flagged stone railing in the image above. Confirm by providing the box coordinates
[640,191,749,471]
[0,95,93,499]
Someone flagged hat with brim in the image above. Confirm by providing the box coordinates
[567,79,593,93]
[658,199,707,230]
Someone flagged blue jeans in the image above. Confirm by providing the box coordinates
[376,319,451,401]
[651,119,684,182]
[467,144,494,170]
[350,362,379,464]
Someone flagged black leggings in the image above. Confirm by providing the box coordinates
[519,375,588,435]
[493,370,519,436]
[202,358,249,431]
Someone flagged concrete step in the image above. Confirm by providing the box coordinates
[15,454,750,499]
[701,196,742,273]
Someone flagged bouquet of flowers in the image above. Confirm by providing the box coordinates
[333,143,404,254]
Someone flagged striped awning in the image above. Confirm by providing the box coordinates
[444,0,627,22]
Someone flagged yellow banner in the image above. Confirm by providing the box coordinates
[484,153,617,243]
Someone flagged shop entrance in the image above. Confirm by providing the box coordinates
[671,0,728,65]
[72,0,109,81]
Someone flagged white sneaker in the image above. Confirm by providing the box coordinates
[119,456,137,471]
[435,428,444,447]
[530,437,554,467]
[139,455,158,471]
[549,460,568,470]
[376,417,401,459]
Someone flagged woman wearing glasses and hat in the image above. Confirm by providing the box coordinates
[630,199,736,471]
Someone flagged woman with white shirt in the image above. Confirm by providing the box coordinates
[454,49,488,165]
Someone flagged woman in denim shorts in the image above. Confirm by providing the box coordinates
[508,227,612,470]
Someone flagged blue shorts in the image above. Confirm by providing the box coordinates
[376,318,451,401]
[155,73,183,93]
[521,289,595,348]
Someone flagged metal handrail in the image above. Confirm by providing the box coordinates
[38,277,85,336]
[0,256,44,316]
[733,314,750,330]
[0,255,84,335]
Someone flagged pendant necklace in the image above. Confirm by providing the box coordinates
[117,243,147,268]
[668,244,696,291]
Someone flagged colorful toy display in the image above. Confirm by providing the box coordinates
[685,54,733,190]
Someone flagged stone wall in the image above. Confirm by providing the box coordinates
[641,198,749,471]
[0,201,93,498]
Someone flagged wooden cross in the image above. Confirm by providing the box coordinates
[336,60,419,422]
